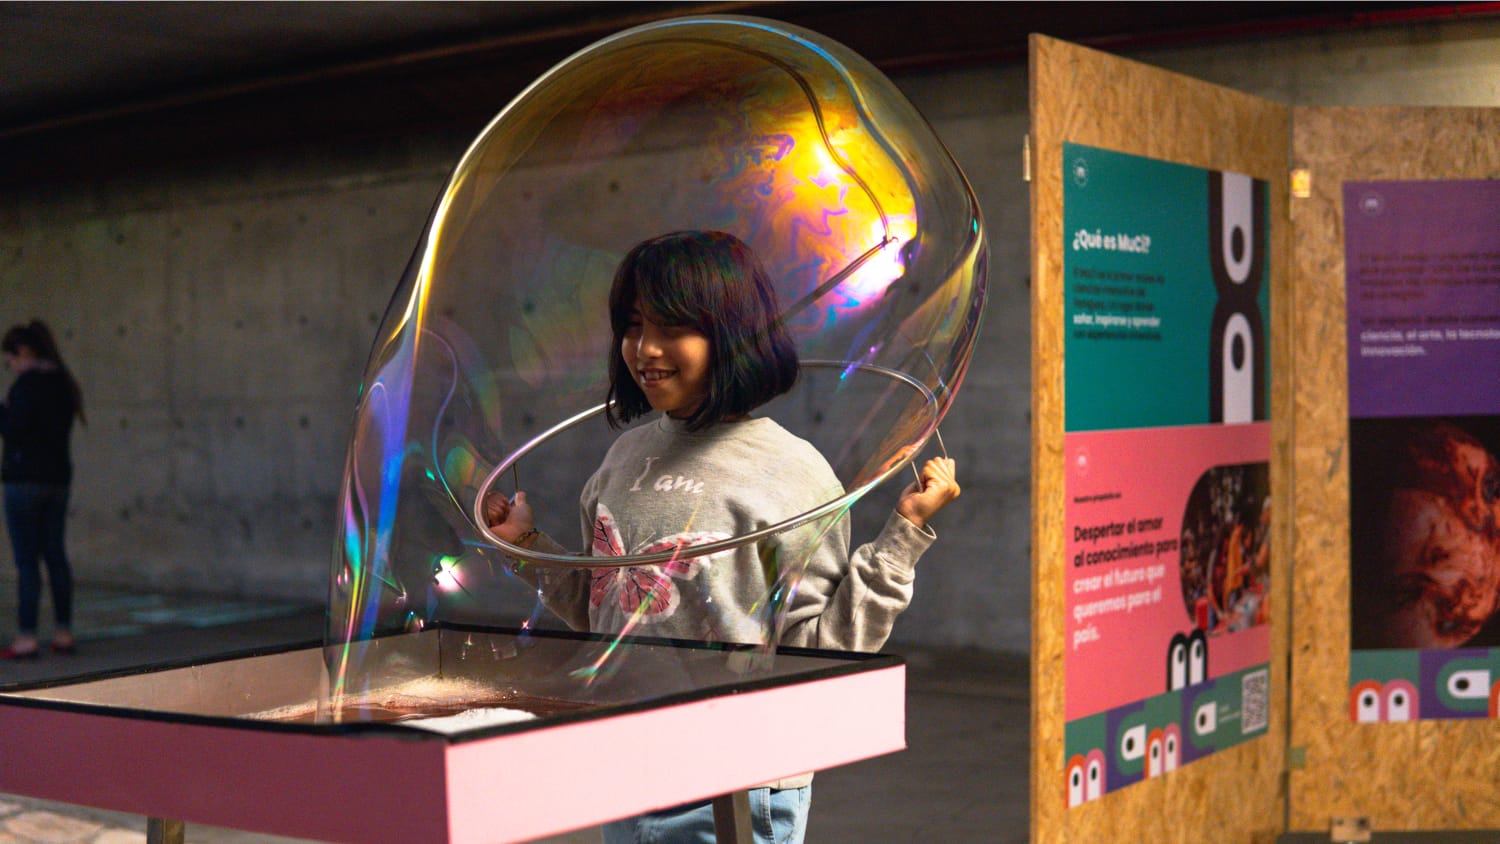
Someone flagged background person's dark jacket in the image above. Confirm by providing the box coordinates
[0,368,77,485]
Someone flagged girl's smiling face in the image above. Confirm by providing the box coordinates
[622,300,711,419]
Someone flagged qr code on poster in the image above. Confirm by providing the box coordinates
[1242,668,1269,733]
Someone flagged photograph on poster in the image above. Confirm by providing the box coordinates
[1179,463,1272,639]
[1349,415,1500,651]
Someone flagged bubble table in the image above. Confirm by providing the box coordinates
[0,626,905,843]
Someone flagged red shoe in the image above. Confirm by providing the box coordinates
[49,640,76,655]
[0,646,40,660]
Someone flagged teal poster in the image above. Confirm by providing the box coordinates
[1063,143,1270,431]
[1062,144,1272,807]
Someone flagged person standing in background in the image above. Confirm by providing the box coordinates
[0,320,85,658]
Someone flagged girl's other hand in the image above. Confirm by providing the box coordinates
[483,490,536,544]
[896,457,960,530]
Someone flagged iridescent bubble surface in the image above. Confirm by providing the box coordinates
[326,15,986,710]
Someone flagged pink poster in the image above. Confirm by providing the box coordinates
[1065,423,1271,721]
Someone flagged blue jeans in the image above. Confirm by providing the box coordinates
[4,483,74,634]
[600,786,810,844]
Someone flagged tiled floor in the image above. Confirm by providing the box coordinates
[0,586,1026,844]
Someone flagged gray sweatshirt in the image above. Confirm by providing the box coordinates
[526,414,935,652]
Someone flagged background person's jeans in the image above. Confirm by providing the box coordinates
[4,482,73,634]
[600,785,810,844]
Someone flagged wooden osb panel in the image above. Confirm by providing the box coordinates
[1287,105,1500,832]
[1029,35,1292,844]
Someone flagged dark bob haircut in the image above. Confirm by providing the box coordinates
[607,230,798,431]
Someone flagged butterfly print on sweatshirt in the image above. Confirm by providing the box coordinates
[588,504,728,623]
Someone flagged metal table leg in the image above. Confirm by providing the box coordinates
[712,790,753,843]
[147,817,184,844]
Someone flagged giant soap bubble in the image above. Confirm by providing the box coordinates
[326,15,986,713]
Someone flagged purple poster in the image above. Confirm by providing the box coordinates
[1344,179,1500,723]
[1345,180,1500,417]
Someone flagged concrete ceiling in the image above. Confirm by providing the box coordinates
[0,1,1484,186]
[0,2,686,130]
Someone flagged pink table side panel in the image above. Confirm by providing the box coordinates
[444,664,906,844]
[0,704,450,844]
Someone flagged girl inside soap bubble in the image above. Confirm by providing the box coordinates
[484,229,959,842]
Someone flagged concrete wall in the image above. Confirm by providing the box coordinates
[1,18,1497,652]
